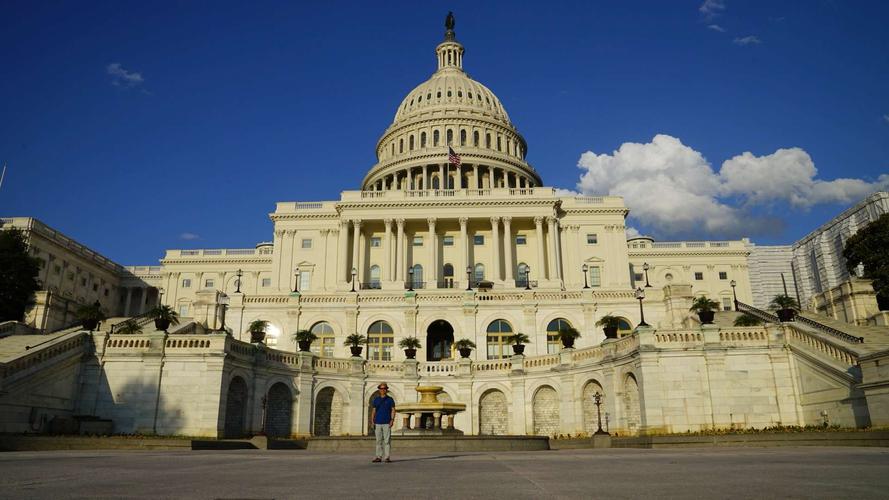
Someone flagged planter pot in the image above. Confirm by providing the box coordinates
[350,346,364,357]
[697,311,715,325]
[154,318,171,331]
[777,308,796,322]
[560,337,576,349]
[404,348,417,360]
[512,344,525,355]
[297,340,312,352]
[250,331,266,344]
[603,326,618,339]
[82,319,99,331]
[458,347,473,359]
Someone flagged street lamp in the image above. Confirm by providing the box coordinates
[408,267,415,291]
[157,288,164,307]
[525,265,532,290]
[635,287,649,327]
[293,268,300,293]
[594,391,609,435]
[730,279,738,311]
[218,293,230,334]
[643,262,651,287]
[582,264,589,289]
[234,269,243,294]
[465,266,473,291]
[351,267,357,293]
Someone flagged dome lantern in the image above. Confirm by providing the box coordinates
[436,11,464,72]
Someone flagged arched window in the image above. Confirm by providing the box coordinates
[497,136,502,151]
[486,133,491,149]
[420,132,426,148]
[409,135,414,151]
[473,131,480,147]
[443,263,454,288]
[517,262,529,288]
[390,143,394,156]
[432,176,440,189]
[486,319,513,359]
[367,321,394,361]
[617,318,633,337]
[474,263,485,285]
[447,129,453,145]
[410,264,423,289]
[457,90,463,98]
[447,90,452,97]
[399,139,403,153]
[546,318,573,354]
[468,91,473,99]
[310,322,335,357]
[433,130,440,147]
[437,90,441,98]
[460,129,467,146]
[369,265,381,289]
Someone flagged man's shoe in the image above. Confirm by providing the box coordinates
[384,458,392,463]
[372,458,382,463]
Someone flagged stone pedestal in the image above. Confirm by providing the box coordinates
[592,434,612,448]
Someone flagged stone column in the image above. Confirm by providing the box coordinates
[490,217,501,282]
[123,288,133,317]
[503,217,513,283]
[286,229,297,287]
[338,220,350,282]
[553,219,563,282]
[351,220,362,284]
[320,229,330,290]
[428,218,437,287]
[535,216,548,280]
[384,219,394,281]
[272,229,285,290]
[423,165,429,190]
[547,217,558,281]
[439,164,446,189]
[459,217,469,283]
[396,218,406,282]
[473,165,479,189]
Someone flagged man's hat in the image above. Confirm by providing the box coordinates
[378,382,389,390]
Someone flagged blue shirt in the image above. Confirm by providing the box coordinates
[372,395,396,424]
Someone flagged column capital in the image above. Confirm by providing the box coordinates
[459,217,469,228]
[275,229,285,237]
[396,218,406,227]
[546,216,557,225]
[351,218,362,228]
[320,228,331,236]
[427,217,437,227]
[285,229,297,236]
[534,216,545,226]
[502,216,512,225]
[490,216,501,225]
[384,218,393,227]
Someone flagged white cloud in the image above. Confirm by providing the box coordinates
[575,134,888,239]
[699,0,726,19]
[707,24,726,32]
[733,35,762,46]
[106,63,144,87]
[626,226,641,239]
[883,114,889,124]
[179,232,200,240]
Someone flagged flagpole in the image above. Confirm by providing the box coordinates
[0,163,6,191]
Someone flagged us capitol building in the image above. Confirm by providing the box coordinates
[2,15,888,440]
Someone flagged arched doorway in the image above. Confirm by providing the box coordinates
[314,387,344,436]
[223,376,248,438]
[623,374,641,435]
[532,386,560,437]
[265,383,293,438]
[426,319,454,361]
[479,389,508,435]
[582,380,605,435]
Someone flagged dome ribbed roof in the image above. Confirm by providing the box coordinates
[391,69,513,128]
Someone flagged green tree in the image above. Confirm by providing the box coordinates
[843,213,889,310]
[0,228,42,322]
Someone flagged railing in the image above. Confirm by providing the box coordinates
[736,301,780,323]
[360,282,383,290]
[420,361,458,374]
[737,301,864,344]
[525,354,560,369]
[110,311,155,334]
[1,332,90,381]
[404,281,427,290]
[786,328,859,367]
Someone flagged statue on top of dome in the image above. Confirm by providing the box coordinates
[444,12,456,41]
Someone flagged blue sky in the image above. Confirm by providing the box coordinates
[1,1,887,264]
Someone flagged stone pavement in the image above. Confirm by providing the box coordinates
[1,447,887,499]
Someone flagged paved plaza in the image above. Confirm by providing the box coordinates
[1,447,888,499]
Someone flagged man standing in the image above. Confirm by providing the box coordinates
[370,382,396,463]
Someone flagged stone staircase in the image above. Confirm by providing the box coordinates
[796,311,889,353]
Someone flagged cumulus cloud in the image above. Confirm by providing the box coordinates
[107,63,144,87]
[699,0,726,19]
[626,226,642,239]
[575,134,888,239]
[733,35,762,46]
[179,232,200,240]
[707,24,726,32]
[883,114,889,124]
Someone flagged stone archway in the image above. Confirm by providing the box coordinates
[265,383,293,438]
[314,387,344,436]
[532,386,560,436]
[479,389,508,435]
[582,381,605,435]
[623,374,641,435]
[223,376,248,438]
[426,319,454,361]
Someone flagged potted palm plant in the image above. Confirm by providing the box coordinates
[398,337,422,359]
[595,315,621,339]
[148,305,180,332]
[770,295,800,322]
[115,319,143,335]
[345,333,367,357]
[689,296,720,324]
[508,332,531,355]
[556,326,581,349]
[248,319,269,344]
[293,330,318,352]
[76,301,106,331]
[455,338,477,358]
[733,314,761,327]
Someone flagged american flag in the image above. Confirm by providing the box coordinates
[448,146,462,168]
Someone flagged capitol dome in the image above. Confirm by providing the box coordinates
[362,14,541,191]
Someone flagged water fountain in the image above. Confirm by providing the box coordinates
[395,385,466,435]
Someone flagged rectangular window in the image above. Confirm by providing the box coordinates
[301,238,312,249]
[204,279,214,288]
[412,236,423,246]
[474,235,484,245]
[634,272,644,283]
[178,305,189,317]
[182,279,192,288]
[694,272,704,281]
[442,235,454,246]
[515,235,527,245]
[370,237,381,247]
[262,278,271,287]
[587,233,598,244]
[719,271,728,280]
[589,266,601,287]
[92,284,98,292]
[54,264,61,274]
[299,271,311,291]
[722,297,733,311]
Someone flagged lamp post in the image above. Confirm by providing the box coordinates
[351,267,357,292]
[582,264,589,289]
[293,268,300,293]
[635,287,649,327]
[643,262,651,287]
[730,279,738,311]
[466,266,472,291]
[234,268,243,294]
[157,288,164,307]
[218,293,230,334]
[594,391,609,435]
[525,265,532,290]
[408,267,415,291]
